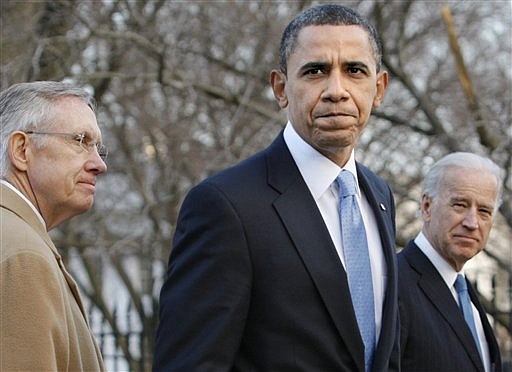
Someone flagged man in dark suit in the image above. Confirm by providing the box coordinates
[399,152,503,372]
[154,4,398,371]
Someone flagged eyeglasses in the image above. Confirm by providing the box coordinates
[25,131,108,160]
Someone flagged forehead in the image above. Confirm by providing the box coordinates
[51,96,100,135]
[440,168,498,204]
[291,25,376,66]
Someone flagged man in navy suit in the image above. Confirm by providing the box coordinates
[399,152,503,372]
[154,4,398,371]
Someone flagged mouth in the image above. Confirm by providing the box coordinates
[313,111,357,130]
[78,180,96,192]
[81,179,96,186]
[453,234,479,243]
[315,111,355,119]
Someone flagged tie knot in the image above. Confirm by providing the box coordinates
[454,274,468,293]
[336,170,357,197]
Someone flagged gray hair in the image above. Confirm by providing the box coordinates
[0,81,95,177]
[422,152,503,212]
[279,3,383,75]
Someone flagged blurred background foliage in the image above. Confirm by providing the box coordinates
[1,1,510,370]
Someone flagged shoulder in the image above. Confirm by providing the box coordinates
[1,206,55,265]
[191,135,287,200]
[1,209,68,322]
[203,131,288,188]
[1,217,60,286]
[397,242,417,271]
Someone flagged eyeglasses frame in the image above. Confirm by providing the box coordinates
[24,130,108,160]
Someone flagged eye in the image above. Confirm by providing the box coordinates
[306,67,324,75]
[72,133,86,145]
[348,66,363,74]
[478,208,493,218]
[451,202,467,211]
[345,62,369,77]
[301,63,329,77]
[79,133,96,149]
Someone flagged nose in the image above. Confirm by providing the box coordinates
[96,157,107,174]
[86,148,107,174]
[321,70,350,102]
[461,208,479,230]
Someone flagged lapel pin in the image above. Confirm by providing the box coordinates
[379,203,386,211]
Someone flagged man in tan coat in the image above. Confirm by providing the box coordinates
[1,81,107,371]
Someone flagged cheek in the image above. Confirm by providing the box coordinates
[41,164,77,197]
[479,223,493,241]
[288,96,311,124]
[27,161,54,191]
[429,217,451,241]
[355,94,374,119]
[287,83,315,107]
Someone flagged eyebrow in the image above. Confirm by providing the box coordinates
[346,61,370,71]
[297,60,371,74]
[450,196,495,211]
[297,61,330,74]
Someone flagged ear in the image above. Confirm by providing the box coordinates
[421,193,432,222]
[270,70,288,109]
[373,70,388,108]
[8,131,30,172]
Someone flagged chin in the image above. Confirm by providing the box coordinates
[316,137,354,154]
[75,199,94,213]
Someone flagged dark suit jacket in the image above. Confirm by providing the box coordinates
[398,241,502,372]
[154,132,398,372]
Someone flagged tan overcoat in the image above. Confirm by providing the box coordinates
[1,183,105,371]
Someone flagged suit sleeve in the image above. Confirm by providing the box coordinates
[1,252,69,371]
[153,181,252,371]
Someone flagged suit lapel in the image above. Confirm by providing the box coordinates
[356,166,395,254]
[468,280,502,370]
[1,184,46,237]
[404,243,484,370]
[53,248,89,319]
[265,134,364,367]
[356,166,398,369]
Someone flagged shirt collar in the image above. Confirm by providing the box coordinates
[283,121,360,200]
[414,231,462,288]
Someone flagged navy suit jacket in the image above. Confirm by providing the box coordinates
[398,241,502,372]
[154,132,398,371]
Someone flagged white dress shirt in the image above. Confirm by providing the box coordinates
[414,231,491,372]
[283,122,386,342]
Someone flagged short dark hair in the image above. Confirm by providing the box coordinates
[279,4,383,75]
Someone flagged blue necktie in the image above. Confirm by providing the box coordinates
[337,170,375,372]
[454,274,483,359]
